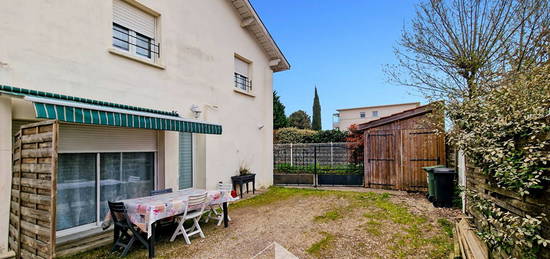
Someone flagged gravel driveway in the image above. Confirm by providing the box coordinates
[65,187,460,259]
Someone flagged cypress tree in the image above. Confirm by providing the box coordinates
[312,87,322,130]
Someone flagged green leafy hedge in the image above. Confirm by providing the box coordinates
[274,127,348,144]
[274,163,364,175]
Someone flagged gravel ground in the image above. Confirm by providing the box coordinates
[68,187,461,259]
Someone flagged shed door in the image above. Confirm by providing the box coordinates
[365,130,398,189]
[400,129,445,191]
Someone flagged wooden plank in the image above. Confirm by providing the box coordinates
[21,233,49,253]
[21,148,53,158]
[19,178,51,189]
[19,192,51,205]
[21,163,51,173]
[50,121,58,257]
[20,220,50,237]
[21,132,53,144]
[20,207,51,221]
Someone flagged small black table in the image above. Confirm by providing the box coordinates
[231,174,256,198]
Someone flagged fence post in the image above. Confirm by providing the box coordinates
[314,145,317,188]
[330,142,334,166]
[290,143,293,166]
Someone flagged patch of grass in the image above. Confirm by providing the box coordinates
[230,187,338,209]
[306,232,335,256]
[438,218,454,238]
[314,209,342,221]
[364,220,383,236]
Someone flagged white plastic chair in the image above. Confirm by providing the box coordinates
[205,182,232,226]
[169,192,208,244]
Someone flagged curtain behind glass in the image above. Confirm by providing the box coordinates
[56,153,97,231]
[100,152,154,218]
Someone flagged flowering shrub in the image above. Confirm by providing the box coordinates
[447,65,550,196]
[468,191,549,258]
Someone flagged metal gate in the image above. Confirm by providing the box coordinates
[273,143,364,186]
[365,129,445,191]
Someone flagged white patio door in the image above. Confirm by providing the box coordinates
[56,125,157,233]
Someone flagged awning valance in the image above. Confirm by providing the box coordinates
[0,85,222,135]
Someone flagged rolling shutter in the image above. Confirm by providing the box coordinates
[234,57,249,77]
[59,124,157,153]
[179,132,193,189]
[113,0,156,38]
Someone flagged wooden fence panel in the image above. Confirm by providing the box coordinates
[9,120,58,259]
[465,161,550,258]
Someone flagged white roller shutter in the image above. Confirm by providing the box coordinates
[59,124,157,153]
[113,0,156,38]
[234,57,249,77]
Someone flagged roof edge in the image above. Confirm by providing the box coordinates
[229,0,290,72]
[336,102,421,112]
[357,103,435,131]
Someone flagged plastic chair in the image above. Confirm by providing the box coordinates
[205,182,232,226]
[169,192,208,244]
[108,201,150,257]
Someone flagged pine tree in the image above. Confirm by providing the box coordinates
[312,87,322,130]
[273,91,288,129]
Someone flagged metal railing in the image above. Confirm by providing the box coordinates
[234,73,252,92]
[113,27,160,58]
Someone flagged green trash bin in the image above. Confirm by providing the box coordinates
[422,165,445,202]
[433,168,456,208]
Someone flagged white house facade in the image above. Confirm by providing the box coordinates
[0,0,289,256]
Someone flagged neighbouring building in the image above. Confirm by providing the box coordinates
[0,0,289,257]
[332,102,420,130]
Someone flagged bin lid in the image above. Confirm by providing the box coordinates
[422,165,446,172]
[433,168,456,174]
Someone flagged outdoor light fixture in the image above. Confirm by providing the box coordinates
[190,104,202,119]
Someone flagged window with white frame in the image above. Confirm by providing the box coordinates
[112,0,159,60]
[360,112,366,118]
[372,111,379,117]
[56,152,155,231]
[234,56,252,92]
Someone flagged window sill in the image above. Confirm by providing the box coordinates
[233,88,255,97]
[108,48,165,70]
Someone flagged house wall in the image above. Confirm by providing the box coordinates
[0,97,12,255]
[0,0,278,253]
[335,103,419,130]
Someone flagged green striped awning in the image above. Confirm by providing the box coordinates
[0,85,222,135]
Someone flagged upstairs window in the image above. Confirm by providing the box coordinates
[112,0,159,60]
[372,111,379,117]
[234,56,252,92]
[360,112,366,118]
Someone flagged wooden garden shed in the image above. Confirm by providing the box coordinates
[357,104,445,192]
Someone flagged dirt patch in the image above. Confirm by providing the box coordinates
[65,187,461,259]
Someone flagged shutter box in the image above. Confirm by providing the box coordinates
[59,124,157,153]
[113,0,156,38]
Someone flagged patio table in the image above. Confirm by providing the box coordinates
[102,188,238,258]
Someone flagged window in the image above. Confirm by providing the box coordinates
[234,56,252,92]
[360,112,366,118]
[56,152,155,231]
[372,111,379,117]
[112,0,159,60]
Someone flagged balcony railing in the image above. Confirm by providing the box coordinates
[113,27,160,59]
[234,73,252,92]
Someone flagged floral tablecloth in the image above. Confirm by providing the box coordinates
[102,188,238,238]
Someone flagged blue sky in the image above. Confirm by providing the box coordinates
[250,1,426,130]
